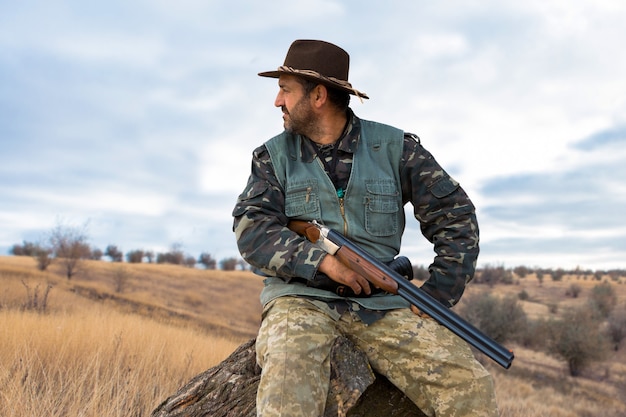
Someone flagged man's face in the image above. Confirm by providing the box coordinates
[275,75,317,135]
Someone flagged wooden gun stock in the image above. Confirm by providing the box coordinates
[334,245,399,294]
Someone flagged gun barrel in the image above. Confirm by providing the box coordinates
[326,229,514,369]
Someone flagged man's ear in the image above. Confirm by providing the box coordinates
[312,84,328,107]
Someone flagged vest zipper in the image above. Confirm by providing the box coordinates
[339,197,348,235]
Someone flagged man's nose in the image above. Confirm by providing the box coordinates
[274,91,284,108]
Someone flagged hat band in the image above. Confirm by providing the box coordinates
[278,65,367,101]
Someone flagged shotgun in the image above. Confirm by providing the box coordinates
[288,219,514,369]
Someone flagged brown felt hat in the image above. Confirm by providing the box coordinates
[259,39,369,100]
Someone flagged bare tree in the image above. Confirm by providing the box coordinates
[184,256,197,268]
[10,240,54,271]
[105,245,124,262]
[157,243,185,265]
[35,246,54,271]
[565,283,583,298]
[198,252,217,269]
[513,265,529,278]
[126,249,145,263]
[21,280,53,313]
[90,247,103,260]
[49,221,91,279]
[10,241,39,256]
[113,265,131,293]
[219,257,239,271]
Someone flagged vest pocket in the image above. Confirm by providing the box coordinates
[364,179,399,236]
[285,179,321,219]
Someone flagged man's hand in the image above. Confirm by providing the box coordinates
[318,254,372,296]
[410,304,431,318]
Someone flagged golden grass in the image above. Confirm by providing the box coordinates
[489,345,626,416]
[0,256,256,417]
[0,306,240,417]
[2,255,626,416]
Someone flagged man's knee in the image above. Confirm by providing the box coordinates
[256,297,337,365]
[437,372,498,417]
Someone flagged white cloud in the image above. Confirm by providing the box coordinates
[48,34,165,67]
[199,136,257,194]
[411,33,470,59]
[1,0,626,268]
[5,187,172,218]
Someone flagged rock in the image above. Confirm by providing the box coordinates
[151,337,427,417]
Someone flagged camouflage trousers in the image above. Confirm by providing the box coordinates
[255,296,498,417]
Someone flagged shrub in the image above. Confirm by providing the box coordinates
[589,282,617,318]
[565,283,582,298]
[157,244,185,265]
[184,256,197,268]
[157,251,184,265]
[90,247,103,260]
[10,241,41,256]
[126,250,145,263]
[476,265,514,286]
[460,293,527,344]
[536,272,544,285]
[49,222,91,279]
[551,268,565,282]
[513,265,529,278]
[112,266,131,293]
[105,245,124,262]
[198,252,217,270]
[35,247,54,271]
[519,318,551,349]
[607,305,626,350]
[21,280,53,314]
[219,257,239,271]
[10,241,54,271]
[547,306,609,376]
[607,270,622,282]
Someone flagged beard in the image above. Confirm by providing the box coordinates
[282,95,319,137]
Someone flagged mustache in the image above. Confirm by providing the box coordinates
[281,106,289,115]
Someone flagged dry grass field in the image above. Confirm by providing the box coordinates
[1,255,625,416]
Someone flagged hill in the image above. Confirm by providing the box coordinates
[0,255,264,339]
[1,256,625,416]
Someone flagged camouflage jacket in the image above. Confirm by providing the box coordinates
[232,111,479,308]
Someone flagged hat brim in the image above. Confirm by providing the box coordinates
[258,69,369,100]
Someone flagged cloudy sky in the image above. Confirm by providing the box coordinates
[2,1,625,271]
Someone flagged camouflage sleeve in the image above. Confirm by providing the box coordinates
[400,134,480,307]
[232,145,327,280]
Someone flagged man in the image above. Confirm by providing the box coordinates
[233,39,498,417]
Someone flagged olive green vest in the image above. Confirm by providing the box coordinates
[265,119,405,262]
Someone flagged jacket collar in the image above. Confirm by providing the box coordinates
[299,109,361,163]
